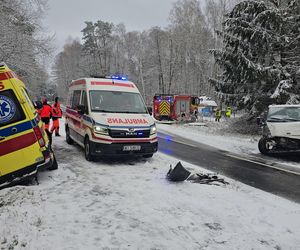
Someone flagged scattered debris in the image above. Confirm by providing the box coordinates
[167,162,229,185]
[187,173,229,185]
[167,162,191,182]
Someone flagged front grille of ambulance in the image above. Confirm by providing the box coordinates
[109,129,150,138]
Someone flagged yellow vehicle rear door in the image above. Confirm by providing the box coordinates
[0,82,39,177]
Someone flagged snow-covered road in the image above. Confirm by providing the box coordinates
[0,124,300,249]
[157,122,300,171]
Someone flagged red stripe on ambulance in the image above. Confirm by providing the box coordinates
[70,79,86,87]
[0,132,37,157]
[0,71,16,81]
[91,81,135,88]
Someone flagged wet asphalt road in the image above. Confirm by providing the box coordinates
[158,132,300,203]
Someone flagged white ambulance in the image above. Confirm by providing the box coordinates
[65,76,158,161]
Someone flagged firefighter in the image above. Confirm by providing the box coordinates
[50,97,62,136]
[40,98,53,145]
[215,108,221,122]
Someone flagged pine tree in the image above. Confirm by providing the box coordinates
[210,0,300,115]
[81,21,114,75]
[0,0,52,98]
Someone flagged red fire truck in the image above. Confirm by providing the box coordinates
[153,94,195,121]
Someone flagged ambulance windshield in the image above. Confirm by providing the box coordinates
[89,90,148,114]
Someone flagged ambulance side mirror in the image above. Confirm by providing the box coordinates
[147,106,152,115]
[77,104,86,115]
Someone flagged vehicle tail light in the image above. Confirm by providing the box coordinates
[33,126,45,147]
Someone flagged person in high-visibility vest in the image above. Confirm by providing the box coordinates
[51,97,62,136]
[40,98,53,145]
[226,107,232,118]
[215,108,221,122]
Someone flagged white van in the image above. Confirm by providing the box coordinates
[65,76,158,160]
[257,104,300,154]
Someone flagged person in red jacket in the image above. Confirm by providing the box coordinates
[50,97,62,136]
[40,98,53,145]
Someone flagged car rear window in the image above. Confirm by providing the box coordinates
[0,89,26,127]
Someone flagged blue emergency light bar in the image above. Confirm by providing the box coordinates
[155,96,173,102]
[111,75,128,81]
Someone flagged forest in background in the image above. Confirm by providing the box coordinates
[52,0,240,105]
[0,0,299,114]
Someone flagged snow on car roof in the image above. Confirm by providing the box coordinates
[199,100,218,107]
[269,104,300,108]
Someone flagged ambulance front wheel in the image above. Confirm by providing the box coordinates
[84,137,94,161]
[65,126,73,145]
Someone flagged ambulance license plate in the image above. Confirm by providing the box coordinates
[123,145,141,151]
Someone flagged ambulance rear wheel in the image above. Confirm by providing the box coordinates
[66,127,73,145]
[84,137,94,161]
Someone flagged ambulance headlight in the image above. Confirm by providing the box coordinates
[150,124,157,135]
[93,125,109,135]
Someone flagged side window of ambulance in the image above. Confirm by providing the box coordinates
[67,91,73,107]
[81,91,88,114]
[21,88,35,113]
[72,90,81,110]
[0,89,26,127]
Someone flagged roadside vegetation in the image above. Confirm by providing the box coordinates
[1,0,299,119]
[0,0,53,99]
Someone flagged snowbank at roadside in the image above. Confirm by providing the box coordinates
[157,121,260,155]
[157,120,300,171]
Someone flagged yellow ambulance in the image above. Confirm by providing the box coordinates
[0,63,57,188]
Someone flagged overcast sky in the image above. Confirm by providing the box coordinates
[44,0,178,53]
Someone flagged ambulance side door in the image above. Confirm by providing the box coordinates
[69,90,82,140]
[0,84,29,175]
[65,90,73,129]
[78,90,88,140]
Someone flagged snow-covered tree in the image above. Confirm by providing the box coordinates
[0,0,53,98]
[81,21,114,75]
[53,0,220,103]
[169,0,215,95]
[210,0,300,115]
[51,39,89,100]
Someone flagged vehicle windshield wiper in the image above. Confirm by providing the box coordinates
[91,109,115,113]
[285,118,300,122]
[91,109,147,114]
[267,117,287,122]
[120,111,147,114]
